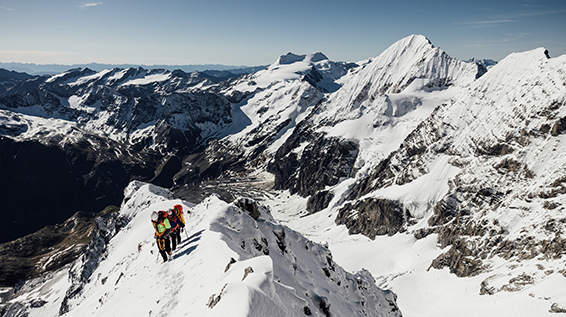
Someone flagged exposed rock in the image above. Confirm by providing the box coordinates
[336,198,405,239]
[429,239,484,277]
[479,280,496,295]
[413,227,435,240]
[477,142,515,156]
[233,197,260,220]
[550,303,566,313]
[306,190,334,214]
[242,266,254,281]
[224,257,236,272]
[207,283,227,309]
[551,117,566,136]
[499,273,534,292]
[428,192,461,227]
[273,230,287,254]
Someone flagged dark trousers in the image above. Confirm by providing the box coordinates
[171,230,181,250]
[157,237,171,262]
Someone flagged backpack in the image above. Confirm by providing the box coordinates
[172,204,186,227]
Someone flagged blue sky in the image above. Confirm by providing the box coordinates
[1,0,565,66]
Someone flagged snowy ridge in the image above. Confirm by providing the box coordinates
[314,35,478,127]
[2,181,401,317]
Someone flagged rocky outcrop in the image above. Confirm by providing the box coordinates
[233,197,261,220]
[306,190,335,214]
[268,121,359,198]
[0,208,114,287]
[59,211,129,315]
[336,198,406,239]
[429,239,484,277]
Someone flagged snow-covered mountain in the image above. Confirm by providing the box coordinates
[1,181,401,317]
[0,67,234,151]
[267,34,480,200]
[269,44,566,316]
[2,34,566,316]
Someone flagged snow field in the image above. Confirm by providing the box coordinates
[267,187,566,317]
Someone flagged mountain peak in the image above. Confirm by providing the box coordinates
[385,34,434,52]
[275,52,329,66]
[405,34,433,46]
[379,34,435,59]
[489,47,552,74]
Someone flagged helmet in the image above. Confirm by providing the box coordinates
[151,211,158,221]
[168,209,175,216]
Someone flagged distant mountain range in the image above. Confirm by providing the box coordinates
[2,34,566,316]
[0,61,266,76]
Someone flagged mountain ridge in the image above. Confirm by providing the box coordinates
[1,181,402,317]
[0,62,266,76]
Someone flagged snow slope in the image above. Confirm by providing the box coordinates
[264,46,566,316]
[2,181,401,317]
[268,189,566,317]
[312,34,478,172]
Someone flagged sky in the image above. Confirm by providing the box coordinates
[0,0,565,66]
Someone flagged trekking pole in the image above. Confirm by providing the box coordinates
[184,229,189,239]
[155,239,160,262]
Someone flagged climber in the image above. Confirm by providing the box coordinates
[151,210,172,262]
[167,205,184,248]
[172,204,186,230]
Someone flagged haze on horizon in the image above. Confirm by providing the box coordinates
[1,0,565,66]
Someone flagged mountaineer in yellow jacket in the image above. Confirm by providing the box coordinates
[151,210,172,262]
[167,204,186,246]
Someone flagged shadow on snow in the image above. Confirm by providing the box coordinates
[173,229,204,259]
